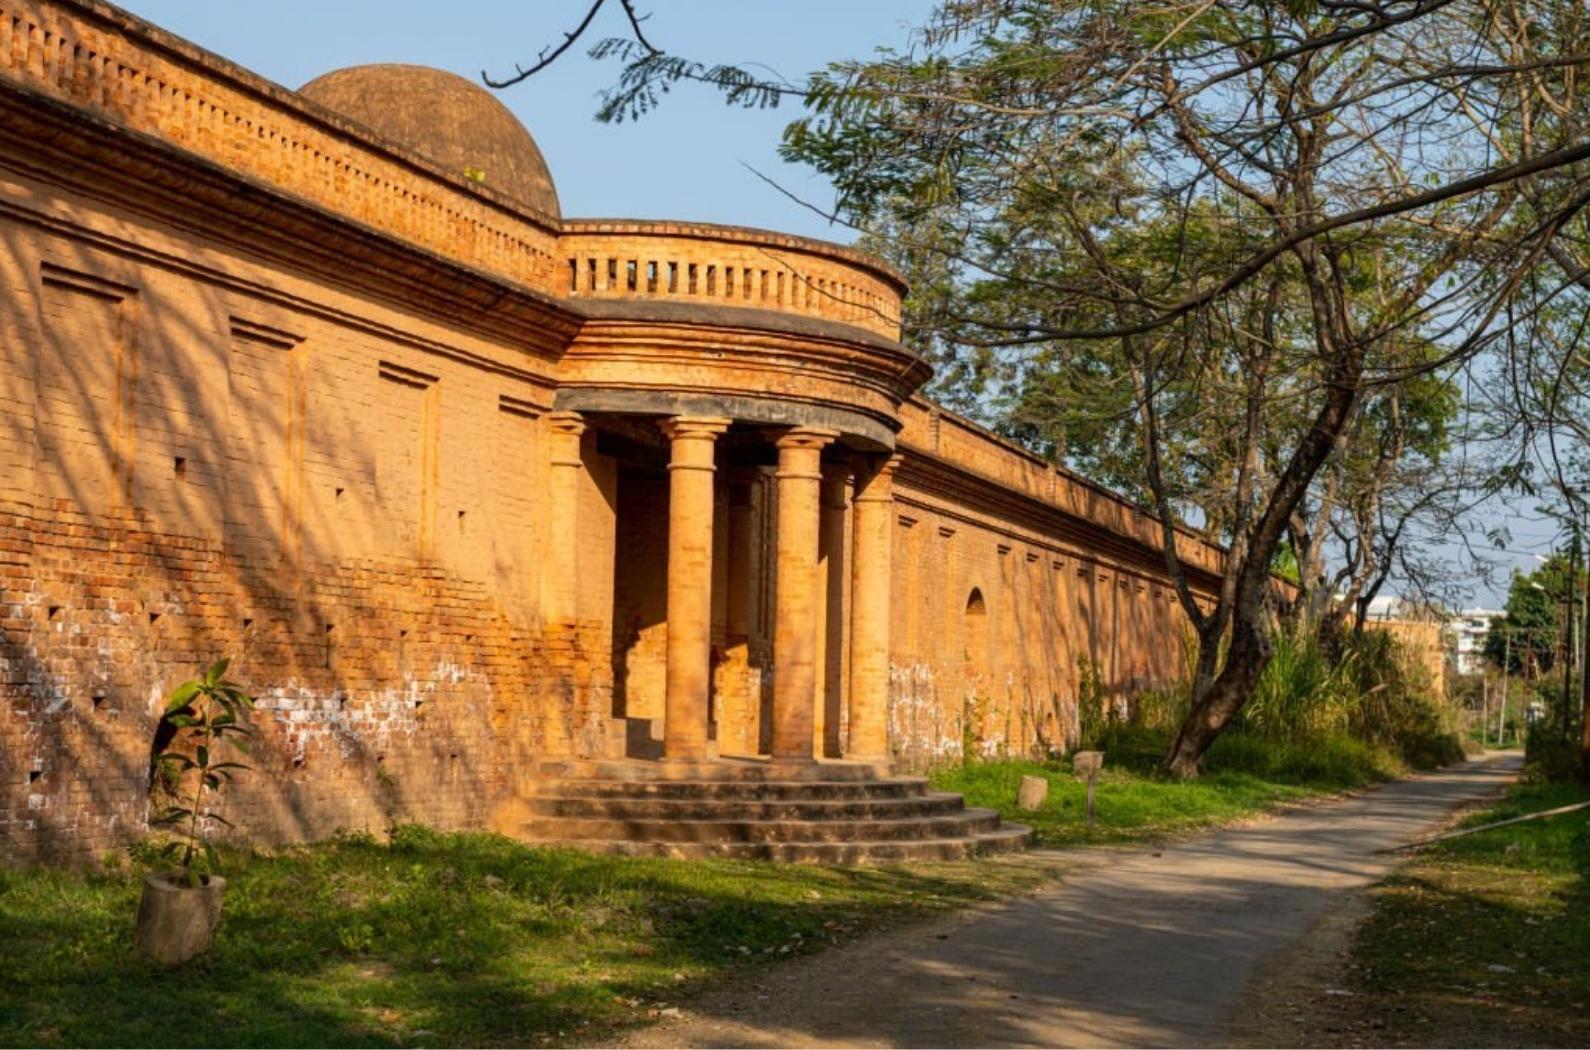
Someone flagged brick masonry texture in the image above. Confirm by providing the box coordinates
[0,0,1227,862]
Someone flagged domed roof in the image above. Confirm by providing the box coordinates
[299,64,560,219]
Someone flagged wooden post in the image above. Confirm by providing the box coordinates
[1074,750,1105,831]
[1501,630,1511,745]
[1481,674,1489,749]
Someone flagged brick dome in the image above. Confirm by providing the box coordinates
[299,64,560,219]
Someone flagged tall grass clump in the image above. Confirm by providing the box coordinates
[1235,630,1463,770]
[1239,631,1354,739]
[1085,628,1462,784]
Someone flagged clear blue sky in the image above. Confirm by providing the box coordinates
[118,0,932,239]
[116,1,1556,608]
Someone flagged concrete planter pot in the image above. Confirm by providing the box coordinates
[133,872,226,965]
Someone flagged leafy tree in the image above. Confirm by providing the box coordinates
[495,0,1590,775]
[1483,550,1582,675]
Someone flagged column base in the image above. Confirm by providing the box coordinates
[660,742,718,764]
[767,754,820,768]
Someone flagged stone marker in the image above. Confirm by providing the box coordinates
[1017,775,1049,811]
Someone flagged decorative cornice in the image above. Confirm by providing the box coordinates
[0,77,580,357]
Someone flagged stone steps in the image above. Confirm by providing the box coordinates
[513,761,1032,864]
[521,777,932,802]
[523,808,1003,844]
[521,792,967,822]
[529,758,893,783]
[529,824,1034,864]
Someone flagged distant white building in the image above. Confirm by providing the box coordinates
[1451,607,1502,676]
[1363,594,1417,621]
[1362,594,1446,622]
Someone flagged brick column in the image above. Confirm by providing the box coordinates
[660,416,731,761]
[544,411,587,625]
[847,453,901,761]
[542,411,588,756]
[814,462,850,757]
[770,427,839,760]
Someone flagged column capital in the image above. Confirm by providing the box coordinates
[546,410,587,437]
[852,452,903,503]
[660,415,732,441]
[773,426,840,452]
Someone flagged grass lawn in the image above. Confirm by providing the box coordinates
[0,737,1431,1048]
[934,760,1327,846]
[933,729,1409,847]
[1325,780,1590,1047]
[0,825,1052,1048]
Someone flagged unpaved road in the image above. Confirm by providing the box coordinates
[618,752,1521,1049]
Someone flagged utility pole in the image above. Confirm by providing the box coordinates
[1481,673,1490,748]
[1525,629,1535,741]
[1501,629,1512,746]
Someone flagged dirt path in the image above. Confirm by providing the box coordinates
[617,752,1521,1049]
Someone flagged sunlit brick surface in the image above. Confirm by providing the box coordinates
[0,0,1229,861]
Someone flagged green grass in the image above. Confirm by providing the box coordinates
[1339,781,1590,1046]
[0,825,1049,1048]
[934,728,1408,847]
[0,729,1454,1046]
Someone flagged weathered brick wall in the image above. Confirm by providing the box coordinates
[887,462,1201,770]
[0,0,1236,861]
[611,469,669,742]
[0,162,605,862]
[1368,619,1448,699]
[895,401,1224,577]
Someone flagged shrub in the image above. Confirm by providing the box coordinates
[1212,732,1403,786]
[1127,684,1187,732]
[1234,629,1462,771]
[1076,655,1108,749]
[1065,623,1459,782]
[1524,726,1581,783]
[1093,724,1173,773]
[1090,722,1403,787]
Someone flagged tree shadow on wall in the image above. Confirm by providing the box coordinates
[1,223,538,860]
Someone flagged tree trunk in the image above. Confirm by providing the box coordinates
[1162,618,1271,777]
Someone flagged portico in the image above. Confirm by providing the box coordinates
[553,406,899,769]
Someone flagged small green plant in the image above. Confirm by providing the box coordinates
[1076,655,1107,749]
[151,658,255,885]
[960,693,989,766]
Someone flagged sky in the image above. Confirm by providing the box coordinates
[117,0,932,238]
[114,1,1563,608]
